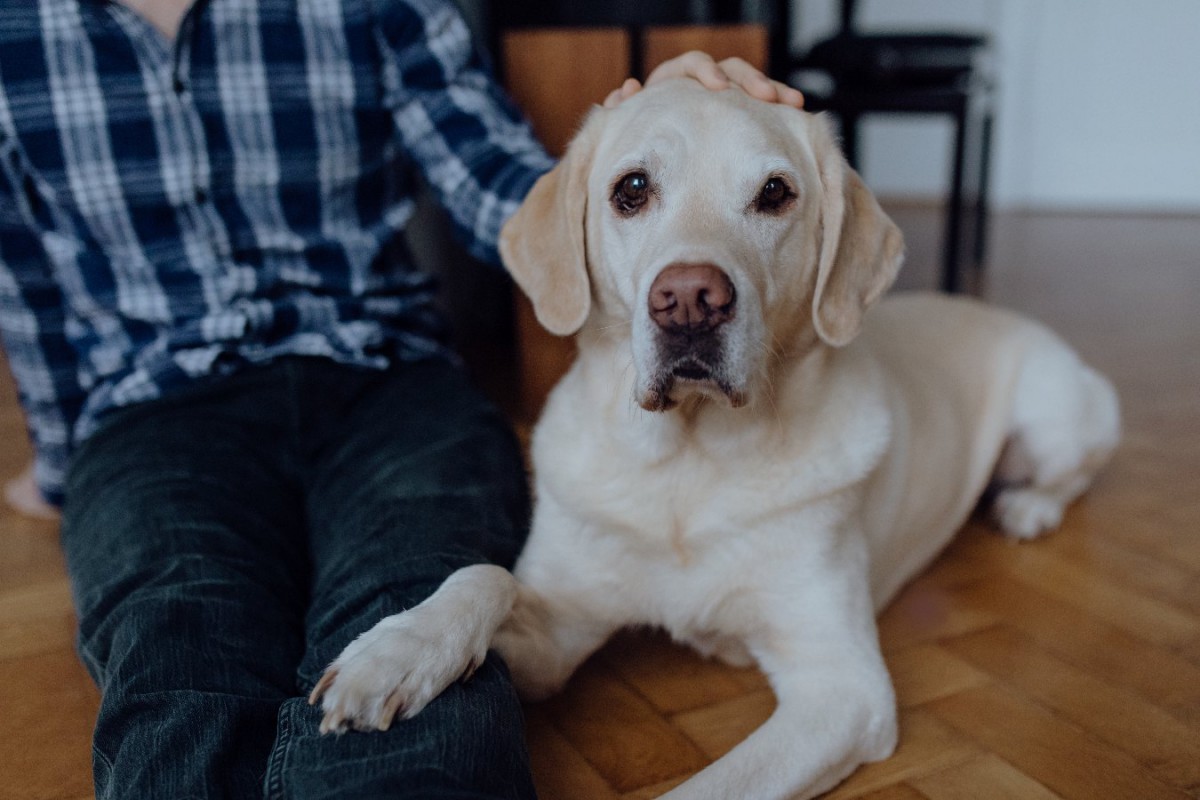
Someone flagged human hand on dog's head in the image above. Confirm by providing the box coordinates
[603,51,805,109]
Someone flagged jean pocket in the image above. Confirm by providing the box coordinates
[263,697,302,800]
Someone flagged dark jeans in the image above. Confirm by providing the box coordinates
[60,357,536,799]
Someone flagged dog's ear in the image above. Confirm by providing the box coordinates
[810,118,905,347]
[499,110,603,337]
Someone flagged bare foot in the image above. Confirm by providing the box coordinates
[4,464,59,520]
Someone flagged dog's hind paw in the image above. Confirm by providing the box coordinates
[993,487,1065,540]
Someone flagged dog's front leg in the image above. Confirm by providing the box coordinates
[493,492,624,701]
[309,564,517,734]
[493,582,618,701]
[664,654,896,800]
[664,539,897,800]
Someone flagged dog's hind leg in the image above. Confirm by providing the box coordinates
[992,341,1120,540]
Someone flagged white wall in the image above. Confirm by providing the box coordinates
[790,0,1200,212]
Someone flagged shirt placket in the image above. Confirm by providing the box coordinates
[134,3,247,323]
[168,12,208,209]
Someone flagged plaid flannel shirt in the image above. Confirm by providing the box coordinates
[0,0,554,503]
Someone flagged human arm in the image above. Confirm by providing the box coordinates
[369,0,555,267]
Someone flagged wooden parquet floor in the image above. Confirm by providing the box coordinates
[2,208,1199,799]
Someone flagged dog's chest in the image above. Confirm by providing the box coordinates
[576,455,703,549]
[574,463,763,629]
[545,426,789,570]
[535,396,864,565]
[544,444,853,645]
[616,463,729,568]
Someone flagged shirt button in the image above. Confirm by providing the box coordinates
[194,187,209,204]
[173,76,186,94]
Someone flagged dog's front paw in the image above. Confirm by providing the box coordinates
[308,606,485,735]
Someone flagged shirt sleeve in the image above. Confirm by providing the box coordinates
[0,137,86,507]
[370,0,556,266]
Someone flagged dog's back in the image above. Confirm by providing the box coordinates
[859,292,1119,604]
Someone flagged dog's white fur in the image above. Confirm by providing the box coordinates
[311,82,1119,799]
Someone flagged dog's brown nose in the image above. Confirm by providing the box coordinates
[649,263,736,332]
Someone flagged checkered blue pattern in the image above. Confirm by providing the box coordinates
[0,0,554,503]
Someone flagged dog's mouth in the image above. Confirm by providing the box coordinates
[670,358,715,382]
[638,357,747,412]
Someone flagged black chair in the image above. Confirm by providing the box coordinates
[778,0,995,293]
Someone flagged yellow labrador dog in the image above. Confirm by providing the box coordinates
[311,81,1119,799]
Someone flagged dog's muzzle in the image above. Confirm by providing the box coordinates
[640,263,745,411]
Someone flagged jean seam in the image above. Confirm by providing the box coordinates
[263,699,293,800]
[92,742,114,771]
[91,743,115,800]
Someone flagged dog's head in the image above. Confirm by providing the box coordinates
[500,80,903,412]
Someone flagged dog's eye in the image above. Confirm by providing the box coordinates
[755,176,795,214]
[612,171,652,215]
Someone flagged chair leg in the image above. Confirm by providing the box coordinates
[973,110,994,269]
[941,97,968,294]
